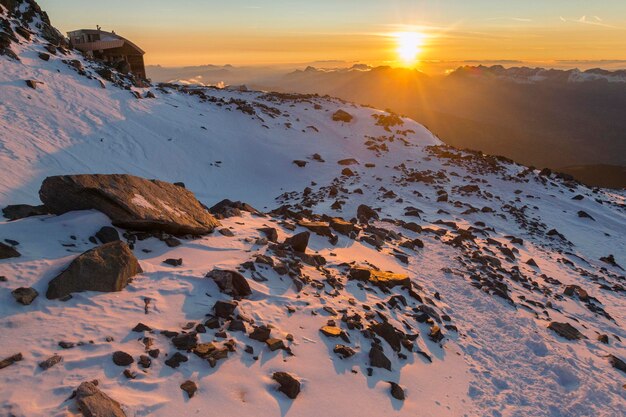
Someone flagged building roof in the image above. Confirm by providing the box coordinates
[67,29,145,55]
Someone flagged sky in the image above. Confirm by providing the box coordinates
[38,0,626,70]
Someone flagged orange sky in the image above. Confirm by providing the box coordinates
[38,0,626,69]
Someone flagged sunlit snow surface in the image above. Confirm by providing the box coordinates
[1,8,625,417]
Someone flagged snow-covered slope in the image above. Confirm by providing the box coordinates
[1,2,625,417]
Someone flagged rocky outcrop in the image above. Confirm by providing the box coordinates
[39,174,219,235]
[46,241,142,299]
[75,381,126,417]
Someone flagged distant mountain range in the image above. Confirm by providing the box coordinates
[272,65,626,188]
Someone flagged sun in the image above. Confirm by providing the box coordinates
[395,32,426,66]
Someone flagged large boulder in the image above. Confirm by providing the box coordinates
[75,381,126,417]
[46,241,142,299]
[39,174,219,235]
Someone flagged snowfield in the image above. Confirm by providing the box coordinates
[1,2,625,417]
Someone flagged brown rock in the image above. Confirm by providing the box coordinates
[39,174,219,235]
[12,287,38,305]
[180,380,198,398]
[332,110,353,123]
[206,269,252,298]
[548,322,585,340]
[75,381,126,417]
[112,351,134,366]
[348,267,410,289]
[46,241,142,299]
[0,242,20,259]
[284,231,310,253]
[0,353,23,369]
[272,372,301,399]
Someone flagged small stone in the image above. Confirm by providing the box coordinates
[219,228,234,237]
[608,355,626,373]
[39,354,63,370]
[250,326,271,342]
[333,344,356,358]
[138,355,151,368]
[172,332,198,350]
[164,237,181,247]
[206,269,252,298]
[228,319,246,332]
[388,381,405,400]
[163,258,183,267]
[132,323,152,332]
[180,380,198,398]
[11,287,38,305]
[0,242,20,259]
[214,300,238,318]
[266,338,285,351]
[124,369,136,379]
[112,351,134,366]
[165,352,188,368]
[95,226,120,244]
[0,353,23,369]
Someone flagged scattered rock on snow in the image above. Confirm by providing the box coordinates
[2,204,48,220]
[348,267,410,289]
[206,269,252,298]
[369,344,391,371]
[39,174,219,235]
[283,231,310,253]
[39,354,63,370]
[272,372,301,399]
[357,204,378,222]
[180,380,198,398]
[213,300,238,318]
[164,352,188,368]
[608,355,626,374]
[333,344,356,358]
[11,287,38,305]
[548,322,585,340]
[163,258,183,267]
[331,110,353,123]
[0,353,23,369]
[111,351,134,366]
[75,381,127,417]
[0,242,20,259]
[46,241,142,299]
[388,381,405,400]
[95,226,120,244]
[172,332,199,350]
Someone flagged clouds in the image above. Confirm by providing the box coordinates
[559,15,617,28]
